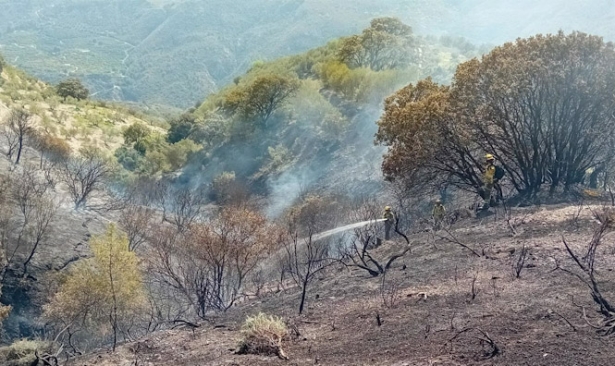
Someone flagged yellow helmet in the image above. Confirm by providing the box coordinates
[485,153,495,161]
[384,206,391,211]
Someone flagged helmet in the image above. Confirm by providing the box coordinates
[384,206,391,211]
[435,199,442,204]
[485,153,495,161]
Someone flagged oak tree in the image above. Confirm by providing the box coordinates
[225,74,299,128]
[377,32,615,197]
[338,17,415,71]
[56,78,89,101]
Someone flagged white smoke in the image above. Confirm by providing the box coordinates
[265,166,318,219]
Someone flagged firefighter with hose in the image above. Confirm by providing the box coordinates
[383,206,395,240]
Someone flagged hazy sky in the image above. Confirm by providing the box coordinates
[427,0,614,43]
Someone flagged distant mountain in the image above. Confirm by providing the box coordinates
[0,0,612,108]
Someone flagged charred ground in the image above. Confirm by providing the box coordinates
[67,204,615,366]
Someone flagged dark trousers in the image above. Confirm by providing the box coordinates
[384,221,392,240]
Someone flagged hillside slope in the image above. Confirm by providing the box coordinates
[65,204,615,366]
[1,0,613,107]
[0,60,167,341]
[0,62,164,155]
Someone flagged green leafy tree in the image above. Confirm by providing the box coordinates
[338,17,415,71]
[167,114,199,143]
[56,78,89,101]
[43,224,146,351]
[223,74,299,128]
[376,31,615,196]
[122,123,151,146]
[164,139,201,171]
[114,146,145,171]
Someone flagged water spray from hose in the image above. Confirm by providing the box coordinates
[312,219,386,242]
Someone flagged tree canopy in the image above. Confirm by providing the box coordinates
[167,114,199,144]
[338,17,415,71]
[376,31,615,196]
[222,74,299,128]
[56,78,89,101]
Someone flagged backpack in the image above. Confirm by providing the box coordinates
[494,165,505,181]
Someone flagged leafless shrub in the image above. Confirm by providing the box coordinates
[22,195,58,274]
[283,231,332,314]
[380,273,402,308]
[512,245,529,279]
[248,268,267,298]
[0,117,19,161]
[338,200,410,277]
[568,197,586,230]
[559,213,615,335]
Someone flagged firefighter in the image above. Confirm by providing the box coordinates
[432,199,446,231]
[481,154,497,210]
[383,206,395,240]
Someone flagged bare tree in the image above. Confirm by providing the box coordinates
[283,230,332,314]
[147,208,278,319]
[166,186,206,232]
[120,205,154,251]
[281,196,339,314]
[8,108,34,165]
[59,155,111,210]
[1,166,58,277]
[11,164,49,221]
[0,119,19,161]
[22,195,58,274]
[147,227,203,318]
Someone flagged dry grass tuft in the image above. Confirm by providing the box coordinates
[0,339,52,366]
[237,313,289,360]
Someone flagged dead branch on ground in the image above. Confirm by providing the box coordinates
[435,228,481,257]
[560,218,615,335]
[446,327,500,359]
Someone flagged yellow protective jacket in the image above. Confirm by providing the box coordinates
[383,211,395,222]
[432,203,446,219]
[483,163,496,185]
